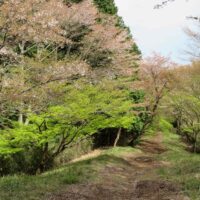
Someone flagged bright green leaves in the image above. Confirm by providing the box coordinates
[0,81,134,157]
[169,93,200,152]
[130,90,145,104]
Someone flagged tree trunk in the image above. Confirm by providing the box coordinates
[114,128,122,147]
[18,113,23,124]
[36,143,51,174]
[193,132,198,153]
[25,105,31,125]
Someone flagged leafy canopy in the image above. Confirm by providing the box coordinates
[0,81,135,156]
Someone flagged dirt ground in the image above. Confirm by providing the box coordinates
[46,134,190,200]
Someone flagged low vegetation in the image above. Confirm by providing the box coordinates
[157,119,200,200]
[0,0,200,199]
[93,0,118,15]
[0,147,138,200]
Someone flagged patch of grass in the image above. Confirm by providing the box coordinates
[156,119,200,200]
[0,159,95,200]
[61,167,83,184]
[103,146,141,156]
[0,146,138,200]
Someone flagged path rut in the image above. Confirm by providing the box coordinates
[47,134,190,200]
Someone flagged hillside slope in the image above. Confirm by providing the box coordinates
[0,0,141,176]
[1,131,199,200]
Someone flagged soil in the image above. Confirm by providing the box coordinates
[46,134,190,200]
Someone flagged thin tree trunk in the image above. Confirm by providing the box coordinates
[193,132,198,153]
[25,105,31,125]
[18,113,23,124]
[25,117,29,125]
[114,128,122,147]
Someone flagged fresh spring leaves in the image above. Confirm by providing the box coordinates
[0,82,135,157]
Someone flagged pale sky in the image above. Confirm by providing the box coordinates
[115,0,200,64]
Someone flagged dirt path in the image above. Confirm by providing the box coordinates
[47,134,190,200]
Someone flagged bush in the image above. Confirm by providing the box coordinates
[130,90,145,104]
[129,43,142,56]
[85,48,112,68]
[93,0,118,15]
[0,156,17,176]
[56,138,93,164]
[115,16,127,29]
[63,0,83,4]
[61,22,90,43]
[159,118,173,133]
[0,82,134,175]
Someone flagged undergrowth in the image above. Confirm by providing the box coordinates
[0,146,136,200]
[157,118,200,200]
[93,0,118,15]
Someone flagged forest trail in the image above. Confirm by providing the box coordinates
[47,134,190,200]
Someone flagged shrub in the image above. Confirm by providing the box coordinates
[115,16,127,29]
[115,16,132,40]
[85,48,112,68]
[159,118,173,133]
[0,82,134,175]
[63,0,83,4]
[130,90,145,104]
[61,22,90,43]
[129,43,142,56]
[93,0,118,15]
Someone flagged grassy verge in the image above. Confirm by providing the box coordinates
[103,146,141,156]
[0,146,136,200]
[0,161,94,200]
[157,119,200,200]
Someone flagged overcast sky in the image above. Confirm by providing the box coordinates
[115,0,200,64]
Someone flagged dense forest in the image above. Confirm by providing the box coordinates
[0,0,199,200]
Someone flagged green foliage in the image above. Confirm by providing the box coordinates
[130,90,145,103]
[157,124,200,200]
[159,118,173,133]
[129,43,142,55]
[115,16,127,29]
[131,112,150,138]
[128,89,149,137]
[93,0,118,15]
[0,158,95,200]
[132,116,145,134]
[95,17,103,24]
[169,93,200,152]
[61,167,83,184]
[61,22,90,43]
[14,42,37,58]
[0,145,137,200]
[56,138,93,164]
[85,48,112,68]
[0,81,134,174]
[104,146,141,156]
[115,16,132,37]
[63,0,83,3]
[0,0,141,179]
[0,156,18,176]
